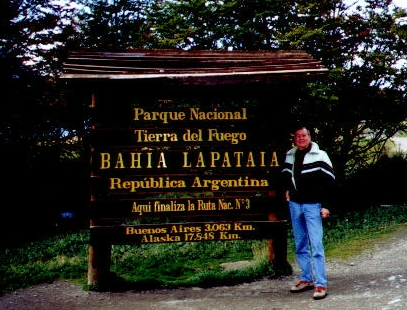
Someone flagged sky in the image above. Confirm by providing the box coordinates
[350,0,407,9]
[393,0,407,9]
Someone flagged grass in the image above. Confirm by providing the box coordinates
[1,204,407,295]
[323,205,407,259]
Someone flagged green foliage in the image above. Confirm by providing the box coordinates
[2,0,407,182]
[323,205,407,259]
[109,240,260,288]
[2,1,407,295]
[331,205,407,234]
[2,205,407,295]
[0,230,89,294]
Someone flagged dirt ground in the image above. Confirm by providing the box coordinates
[1,226,407,310]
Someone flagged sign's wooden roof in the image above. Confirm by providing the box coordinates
[60,49,328,85]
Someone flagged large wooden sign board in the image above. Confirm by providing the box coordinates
[61,49,328,288]
[89,98,289,246]
[85,95,291,287]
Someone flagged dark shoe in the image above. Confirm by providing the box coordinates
[313,286,327,300]
[290,280,314,293]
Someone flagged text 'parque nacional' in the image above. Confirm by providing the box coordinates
[133,107,247,124]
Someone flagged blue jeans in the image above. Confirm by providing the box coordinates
[289,201,327,287]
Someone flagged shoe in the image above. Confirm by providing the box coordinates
[290,280,314,293]
[313,286,327,300]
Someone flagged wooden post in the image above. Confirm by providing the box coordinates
[267,212,289,274]
[87,91,114,287]
[87,242,112,287]
[267,212,278,262]
[87,209,112,287]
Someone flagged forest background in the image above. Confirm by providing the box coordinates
[0,0,407,242]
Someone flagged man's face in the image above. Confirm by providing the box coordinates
[294,128,311,150]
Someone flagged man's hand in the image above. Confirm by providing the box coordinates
[321,208,330,219]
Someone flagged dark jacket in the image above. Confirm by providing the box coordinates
[281,142,335,203]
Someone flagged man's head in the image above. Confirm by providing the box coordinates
[294,127,311,150]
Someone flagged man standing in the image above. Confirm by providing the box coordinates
[281,126,335,300]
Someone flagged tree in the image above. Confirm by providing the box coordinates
[149,0,407,181]
[276,0,407,181]
[3,0,407,182]
[150,0,294,50]
[77,0,154,50]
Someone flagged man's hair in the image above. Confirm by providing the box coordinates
[294,126,311,137]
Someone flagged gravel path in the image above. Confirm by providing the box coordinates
[1,225,407,310]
